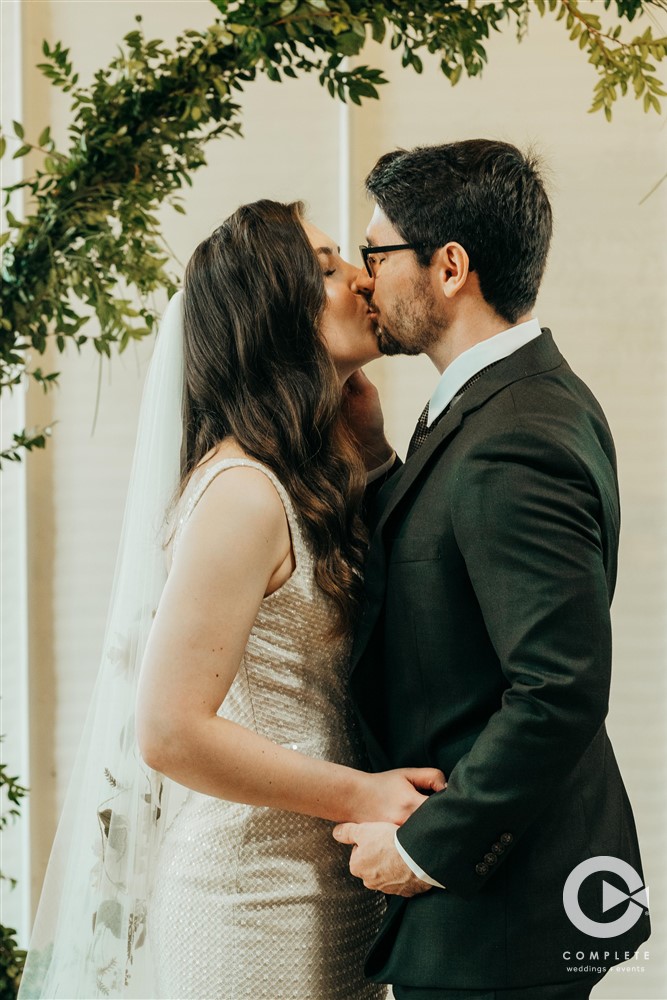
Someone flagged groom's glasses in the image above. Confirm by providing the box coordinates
[359,242,424,278]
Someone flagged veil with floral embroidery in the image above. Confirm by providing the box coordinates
[19,292,185,999]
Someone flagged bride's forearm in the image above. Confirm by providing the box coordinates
[140,714,369,823]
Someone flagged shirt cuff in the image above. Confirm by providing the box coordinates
[394,829,446,889]
[366,451,396,484]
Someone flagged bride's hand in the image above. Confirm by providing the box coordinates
[341,370,394,471]
[350,767,447,826]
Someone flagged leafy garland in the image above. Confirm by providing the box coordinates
[1,0,666,464]
[0,737,29,995]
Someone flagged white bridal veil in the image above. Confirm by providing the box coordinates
[20,292,185,998]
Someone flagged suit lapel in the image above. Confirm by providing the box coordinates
[375,404,464,539]
[350,405,464,664]
[352,330,563,671]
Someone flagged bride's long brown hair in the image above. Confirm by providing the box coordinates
[181,200,367,636]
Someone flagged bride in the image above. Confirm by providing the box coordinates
[19,200,443,999]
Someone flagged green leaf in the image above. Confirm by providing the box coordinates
[38,126,51,147]
[371,17,386,44]
[0,136,5,159]
[12,144,31,159]
[12,121,24,139]
[335,31,365,56]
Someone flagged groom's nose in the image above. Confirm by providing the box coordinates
[352,266,374,296]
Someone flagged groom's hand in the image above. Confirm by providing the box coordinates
[332,821,432,897]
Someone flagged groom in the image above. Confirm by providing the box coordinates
[334,141,650,999]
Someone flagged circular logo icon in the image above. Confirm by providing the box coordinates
[563,856,649,938]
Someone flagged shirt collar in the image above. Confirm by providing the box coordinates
[427,318,542,426]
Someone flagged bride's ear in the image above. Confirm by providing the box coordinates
[433,242,471,300]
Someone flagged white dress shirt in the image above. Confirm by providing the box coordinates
[427,318,542,426]
[395,317,542,889]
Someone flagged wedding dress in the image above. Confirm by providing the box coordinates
[149,457,387,1000]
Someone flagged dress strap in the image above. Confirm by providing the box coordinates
[172,458,307,565]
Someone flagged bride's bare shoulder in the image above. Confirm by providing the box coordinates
[180,446,288,546]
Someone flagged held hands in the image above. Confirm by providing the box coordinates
[333,821,433,898]
[341,370,394,472]
[354,767,447,827]
[334,768,445,897]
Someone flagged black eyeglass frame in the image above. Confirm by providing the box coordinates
[358,242,425,278]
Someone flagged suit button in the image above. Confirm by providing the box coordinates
[484,853,497,865]
[475,863,489,876]
[500,832,513,845]
[491,843,504,854]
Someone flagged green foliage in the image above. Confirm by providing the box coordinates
[1,0,666,461]
[0,925,26,1000]
[0,427,53,470]
[0,739,29,998]
[553,0,667,120]
[0,754,29,886]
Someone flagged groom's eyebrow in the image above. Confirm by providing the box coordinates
[316,246,340,256]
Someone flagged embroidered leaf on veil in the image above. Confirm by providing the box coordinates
[93,900,123,938]
[96,958,118,997]
[104,768,118,788]
[98,808,112,838]
[107,817,129,856]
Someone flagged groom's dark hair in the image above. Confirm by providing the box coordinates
[365,139,552,325]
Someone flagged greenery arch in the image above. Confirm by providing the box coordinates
[1,0,666,464]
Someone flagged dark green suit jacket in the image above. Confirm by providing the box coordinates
[351,331,650,990]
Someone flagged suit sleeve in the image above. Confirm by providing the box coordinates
[395,425,617,898]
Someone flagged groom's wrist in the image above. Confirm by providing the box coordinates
[394,829,446,889]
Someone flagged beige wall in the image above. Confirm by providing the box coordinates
[5,1,665,996]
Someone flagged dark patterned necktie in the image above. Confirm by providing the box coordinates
[406,361,502,461]
[406,401,431,460]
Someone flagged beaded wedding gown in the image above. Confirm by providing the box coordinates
[150,458,387,999]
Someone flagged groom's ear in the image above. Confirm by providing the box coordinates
[434,242,471,300]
